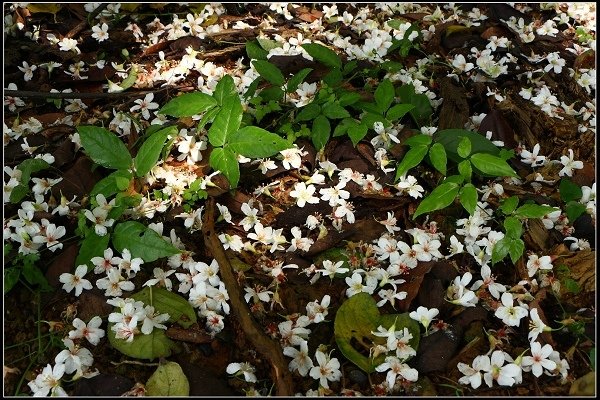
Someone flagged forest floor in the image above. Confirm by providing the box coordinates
[3,3,596,397]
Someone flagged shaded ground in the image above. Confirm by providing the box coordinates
[3,3,596,397]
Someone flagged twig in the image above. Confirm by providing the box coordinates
[66,3,109,39]
[3,86,191,100]
[110,360,160,367]
[202,198,295,396]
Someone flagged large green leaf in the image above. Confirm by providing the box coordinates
[146,362,190,396]
[301,43,342,70]
[287,68,313,93]
[387,103,414,121]
[395,145,429,181]
[374,78,395,114]
[213,75,238,106]
[559,178,583,203]
[514,204,557,219]
[434,129,500,162]
[347,123,368,146]
[159,92,217,117]
[75,230,111,269]
[459,183,477,215]
[413,181,461,219]
[134,126,177,177]
[207,95,243,147]
[312,114,331,151]
[132,286,197,329]
[492,236,525,264]
[296,103,321,121]
[78,126,132,170]
[227,127,290,158]
[470,153,518,178]
[90,170,133,199]
[246,40,268,60]
[252,60,285,87]
[334,293,420,373]
[322,102,350,119]
[112,221,180,263]
[209,147,240,188]
[428,142,447,176]
[108,323,178,360]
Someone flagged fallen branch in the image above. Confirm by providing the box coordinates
[202,198,294,396]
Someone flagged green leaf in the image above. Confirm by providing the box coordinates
[565,201,587,222]
[134,126,177,177]
[208,95,243,147]
[434,129,500,162]
[492,237,510,264]
[227,127,290,158]
[395,145,429,181]
[213,75,237,106]
[412,181,460,219]
[508,238,525,264]
[119,65,138,90]
[492,237,524,264]
[75,230,111,269]
[459,183,477,215]
[374,78,395,113]
[457,136,472,158]
[246,40,268,60]
[301,43,342,70]
[563,278,581,294]
[252,60,285,87]
[22,260,52,292]
[458,159,472,181]
[197,105,221,131]
[499,196,519,215]
[397,85,432,126]
[78,126,133,170]
[108,323,178,360]
[503,216,523,238]
[323,68,343,87]
[89,170,132,199]
[347,123,368,146]
[209,147,240,188]
[257,37,281,52]
[312,114,331,151]
[146,362,190,396]
[4,268,20,294]
[259,86,284,102]
[428,142,447,175]
[514,204,557,219]
[16,158,51,182]
[470,153,518,178]
[559,178,583,203]
[112,221,180,263]
[287,68,313,93]
[132,286,196,329]
[322,102,350,119]
[334,292,420,373]
[404,134,432,147]
[159,92,217,117]
[338,91,362,107]
[296,103,321,121]
[9,184,29,204]
[387,103,414,121]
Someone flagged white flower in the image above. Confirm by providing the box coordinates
[284,340,314,377]
[112,249,144,278]
[396,175,424,198]
[59,265,93,296]
[69,316,105,346]
[375,356,418,389]
[452,54,474,73]
[528,308,552,342]
[91,22,109,42]
[558,149,584,177]
[58,37,80,53]
[446,235,465,258]
[239,202,259,231]
[409,306,439,332]
[521,342,556,377]
[457,356,486,389]
[494,292,528,326]
[482,350,521,387]
[144,267,176,291]
[54,338,94,376]
[318,259,348,279]
[280,147,305,170]
[345,272,375,297]
[130,93,159,120]
[520,143,546,167]
[446,272,479,307]
[470,265,506,299]
[309,350,342,389]
[526,254,553,277]
[290,182,319,208]
[412,233,444,261]
[18,61,37,81]
[226,362,257,383]
[27,363,66,397]
[96,268,135,297]
[32,220,66,251]
[140,305,170,335]
[84,207,114,236]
